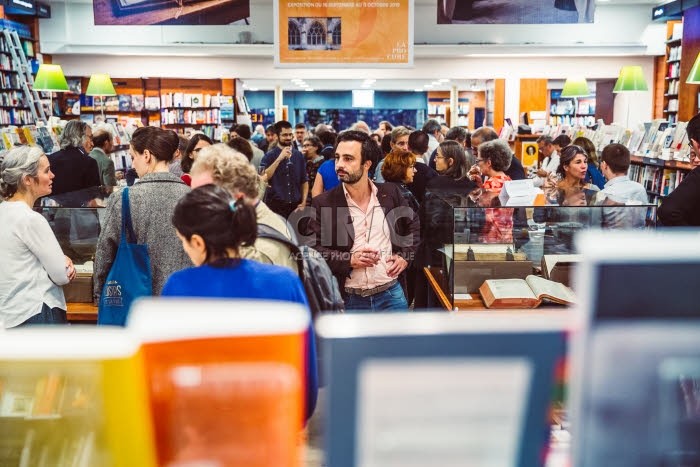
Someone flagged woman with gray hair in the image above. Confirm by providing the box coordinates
[0,146,76,327]
[472,139,514,244]
[48,119,101,196]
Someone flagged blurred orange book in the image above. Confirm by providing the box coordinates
[129,299,309,467]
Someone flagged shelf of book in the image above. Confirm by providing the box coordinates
[663,20,683,124]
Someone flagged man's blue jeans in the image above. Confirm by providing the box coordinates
[344,281,409,313]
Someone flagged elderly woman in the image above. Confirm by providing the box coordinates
[48,120,100,195]
[94,127,192,303]
[472,139,513,243]
[0,146,76,327]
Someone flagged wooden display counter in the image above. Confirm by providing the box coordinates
[67,303,98,324]
[424,267,486,311]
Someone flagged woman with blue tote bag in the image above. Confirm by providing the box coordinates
[94,127,191,325]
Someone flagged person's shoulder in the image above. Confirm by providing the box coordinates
[312,183,343,206]
[263,146,280,158]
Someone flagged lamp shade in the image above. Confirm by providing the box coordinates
[560,77,590,97]
[687,53,700,84]
[85,74,117,96]
[613,66,648,92]
[33,64,69,92]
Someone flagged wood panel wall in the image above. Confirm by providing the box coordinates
[493,79,505,134]
[519,78,548,123]
[652,55,666,120]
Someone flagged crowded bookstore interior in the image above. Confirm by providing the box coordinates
[2,0,700,465]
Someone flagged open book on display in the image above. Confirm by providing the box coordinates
[480,275,575,308]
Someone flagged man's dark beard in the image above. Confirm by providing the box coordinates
[337,167,363,185]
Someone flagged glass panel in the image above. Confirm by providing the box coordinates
[421,192,657,310]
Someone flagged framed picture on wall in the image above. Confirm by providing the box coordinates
[521,142,539,168]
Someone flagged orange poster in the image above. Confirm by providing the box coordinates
[275,1,413,67]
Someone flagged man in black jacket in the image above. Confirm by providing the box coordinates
[658,113,700,226]
[309,130,420,311]
[48,120,100,195]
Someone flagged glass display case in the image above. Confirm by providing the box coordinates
[34,187,113,304]
[421,192,657,310]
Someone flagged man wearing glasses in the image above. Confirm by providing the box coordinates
[658,113,700,226]
[260,120,309,219]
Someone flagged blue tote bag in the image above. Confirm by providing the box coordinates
[98,188,152,326]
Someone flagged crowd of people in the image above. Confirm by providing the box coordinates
[1,113,699,419]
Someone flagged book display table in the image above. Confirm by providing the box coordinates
[421,191,657,310]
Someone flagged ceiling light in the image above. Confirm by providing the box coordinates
[414,89,424,92]
[305,88,314,92]
[249,88,259,91]
[291,79,303,83]
[424,84,433,88]
[439,79,450,83]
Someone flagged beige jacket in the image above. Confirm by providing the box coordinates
[240,201,299,274]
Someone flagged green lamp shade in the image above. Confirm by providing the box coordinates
[33,64,69,92]
[613,66,648,92]
[560,77,590,97]
[687,53,700,84]
[85,74,117,96]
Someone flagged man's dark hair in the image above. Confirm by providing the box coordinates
[445,126,467,143]
[688,113,700,144]
[552,134,572,148]
[336,130,381,173]
[408,130,429,154]
[381,134,392,155]
[265,124,277,135]
[601,143,631,174]
[275,120,292,136]
[472,126,499,143]
[234,123,252,140]
[317,128,336,148]
[227,137,254,162]
[536,135,553,145]
[421,119,442,136]
[295,122,306,130]
[92,130,112,149]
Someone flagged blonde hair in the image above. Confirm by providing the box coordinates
[191,143,259,199]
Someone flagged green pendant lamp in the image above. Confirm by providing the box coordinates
[613,66,648,93]
[33,64,69,118]
[86,74,117,119]
[560,77,590,97]
[687,53,700,84]
[613,66,648,129]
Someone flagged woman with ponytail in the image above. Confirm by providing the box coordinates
[162,184,318,420]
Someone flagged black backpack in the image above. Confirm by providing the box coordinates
[257,224,344,318]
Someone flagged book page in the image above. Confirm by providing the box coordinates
[526,275,575,304]
[357,357,532,467]
[542,254,582,278]
[485,279,537,300]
